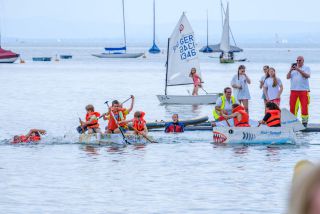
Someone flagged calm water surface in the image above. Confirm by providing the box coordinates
[1,46,320,213]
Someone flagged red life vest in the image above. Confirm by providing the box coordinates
[86,112,100,128]
[165,123,184,133]
[13,135,41,144]
[108,108,127,131]
[265,110,281,127]
[133,112,146,132]
[232,106,250,127]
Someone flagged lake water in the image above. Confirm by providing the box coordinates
[1,46,320,213]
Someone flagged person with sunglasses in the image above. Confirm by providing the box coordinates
[287,56,311,127]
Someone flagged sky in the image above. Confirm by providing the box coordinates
[1,0,320,44]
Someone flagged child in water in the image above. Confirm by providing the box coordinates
[12,129,46,144]
[189,67,202,96]
[165,114,185,133]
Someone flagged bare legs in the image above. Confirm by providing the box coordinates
[239,99,249,113]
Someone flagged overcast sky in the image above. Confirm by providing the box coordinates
[1,0,319,44]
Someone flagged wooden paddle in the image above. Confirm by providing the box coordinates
[131,127,158,144]
[105,101,131,145]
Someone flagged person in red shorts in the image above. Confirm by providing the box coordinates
[287,56,311,127]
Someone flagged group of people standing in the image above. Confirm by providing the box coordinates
[211,56,311,127]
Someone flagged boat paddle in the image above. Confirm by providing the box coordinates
[105,101,131,145]
[131,127,158,144]
[200,87,209,94]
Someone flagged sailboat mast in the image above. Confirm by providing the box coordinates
[153,0,156,44]
[122,0,127,52]
[206,10,209,47]
[165,38,170,95]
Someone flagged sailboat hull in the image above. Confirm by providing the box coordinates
[92,53,144,58]
[220,58,234,63]
[157,94,219,105]
[0,55,19,63]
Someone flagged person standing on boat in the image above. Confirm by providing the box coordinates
[260,65,269,105]
[263,67,283,106]
[213,87,238,121]
[287,56,311,127]
[231,65,251,113]
[189,68,202,96]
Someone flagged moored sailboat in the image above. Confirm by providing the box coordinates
[148,0,160,54]
[92,0,143,59]
[157,13,219,105]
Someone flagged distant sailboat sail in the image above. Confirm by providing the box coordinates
[149,0,160,54]
[166,12,201,86]
[219,3,230,53]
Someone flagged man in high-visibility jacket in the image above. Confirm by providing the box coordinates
[213,87,238,121]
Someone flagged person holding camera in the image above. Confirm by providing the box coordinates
[286,56,311,127]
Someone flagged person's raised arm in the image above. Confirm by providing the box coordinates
[127,95,135,114]
[244,74,251,84]
[296,67,310,78]
[287,67,294,79]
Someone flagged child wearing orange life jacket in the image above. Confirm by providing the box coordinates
[259,102,281,127]
[104,97,134,134]
[80,104,101,134]
[221,104,251,127]
[120,111,148,136]
[12,129,46,144]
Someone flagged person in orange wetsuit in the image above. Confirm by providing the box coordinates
[104,96,135,134]
[259,102,281,127]
[80,104,101,134]
[220,104,250,127]
[12,129,46,144]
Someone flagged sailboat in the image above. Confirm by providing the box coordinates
[200,11,213,53]
[0,13,19,63]
[148,0,160,54]
[92,0,143,59]
[199,2,244,63]
[157,13,220,105]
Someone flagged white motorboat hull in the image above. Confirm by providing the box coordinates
[157,94,219,105]
[92,53,144,58]
[79,133,150,145]
[213,127,296,145]
[0,56,19,63]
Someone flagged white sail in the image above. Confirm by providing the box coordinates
[220,3,230,53]
[167,13,201,86]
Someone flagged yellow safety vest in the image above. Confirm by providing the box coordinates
[213,95,236,120]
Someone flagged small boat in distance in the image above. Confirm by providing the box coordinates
[148,0,160,54]
[0,21,19,63]
[0,48,19,63]
[60,55,72,59]
[199,2,245,63]
[157,13,220,105]
[32,57,52,62]
[92,0,143,59]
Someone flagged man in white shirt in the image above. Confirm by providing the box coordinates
[286,56,311,127]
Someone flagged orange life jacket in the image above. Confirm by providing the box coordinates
[86,112,100,128]
[133,112,146,132]
[108,108,127,131]
[265,110,281,127]
[13,135,41,144]
[232,106,250,127]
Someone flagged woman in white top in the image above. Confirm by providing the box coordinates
[259,65,269,105]
[263,67,283,106]
[231,65,251,113]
